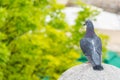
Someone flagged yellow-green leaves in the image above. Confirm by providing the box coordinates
[0,0,108,80]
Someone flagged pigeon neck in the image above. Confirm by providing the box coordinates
[85,26,95,37]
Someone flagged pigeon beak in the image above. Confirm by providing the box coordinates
[83,23,87,29]
[83,23,86,26]
[83,23,86,27]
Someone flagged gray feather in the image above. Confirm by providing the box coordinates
[80,20,103,70]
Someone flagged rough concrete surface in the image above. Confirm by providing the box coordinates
[59,63,120,80]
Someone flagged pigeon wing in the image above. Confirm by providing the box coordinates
[94,36,102,55]
[80,38,93,56]
[80,37,102,66]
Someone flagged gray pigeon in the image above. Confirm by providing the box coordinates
[80,20,103,70]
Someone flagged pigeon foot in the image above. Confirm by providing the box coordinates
[93,65,104,71]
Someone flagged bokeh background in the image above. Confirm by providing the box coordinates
[0,0,119,80]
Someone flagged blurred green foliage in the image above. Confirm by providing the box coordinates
[0,0,108,80]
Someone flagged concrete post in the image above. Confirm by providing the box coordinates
[58,63,120,80]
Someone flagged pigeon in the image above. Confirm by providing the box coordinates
[80,20,103,71]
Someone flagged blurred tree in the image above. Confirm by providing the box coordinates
[0,0,108,80]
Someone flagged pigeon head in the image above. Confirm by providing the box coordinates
[85,20,94,29]
[84,20,95,37]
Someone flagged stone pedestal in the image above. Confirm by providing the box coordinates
[58,63,120,80]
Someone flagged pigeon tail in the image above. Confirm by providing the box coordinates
[93,65,104,71]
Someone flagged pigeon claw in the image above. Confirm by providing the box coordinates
[93,65,104,71]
